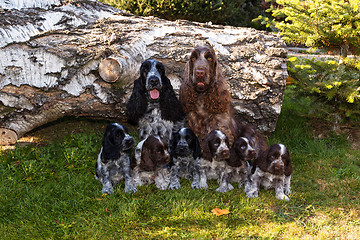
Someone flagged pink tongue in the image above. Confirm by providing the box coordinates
[197,82,205,87]
[150,89,159,99]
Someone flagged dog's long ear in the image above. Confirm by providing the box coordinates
[159,75,185,122]
[227,142,241,167]
[201,138,212,161]
[141,146,155,171]
[179,62,198,113]
[126,78,148,125]
[101,132,120,161]
[284,148,292,176]
[130,151,137,170]
[193,135,202,160]
[254,148,269,173]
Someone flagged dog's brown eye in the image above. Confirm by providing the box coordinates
[207,56,213,61]
[191,56,196,62]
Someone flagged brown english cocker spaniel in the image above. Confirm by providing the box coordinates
[179,45,238,152]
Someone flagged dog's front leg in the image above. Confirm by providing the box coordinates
[122,157,137,193]
[191,157,201,189]
[284,175,291,196]
[169,163,181,190]
[274,177,289,201]
[245,168,261,198]
[100,165,113,194]
[216,169,232,193]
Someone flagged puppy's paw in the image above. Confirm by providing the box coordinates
[191,180,201,189]
[216,185,228,193]
[101,186,113,195]
[227,183,234,191]
[284,187,291,196]
[124,184,137,194]
[169,181,181,190]
[276,193,290,201]
[245,190,258,198]
[199,181,208,189]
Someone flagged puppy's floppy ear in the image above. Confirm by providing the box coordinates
[227,142,242,167]
[130,151,137,170]
[126,77,148,125]
[193,135,202,160]
[141,146,155,171]
[284,148,293,176]
[101,132,120,162]
[254,148,269,173]
[201,138,212,161]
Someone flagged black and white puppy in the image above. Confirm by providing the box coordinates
[169,127,201,190]
[131,135,171,190]
[226,136,256,188]
[95,123,136,194]
[199,130,233,193]
[126,59,184,143]
[245,144,292,201]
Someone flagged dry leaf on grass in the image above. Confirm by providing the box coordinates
[211,208,230,216]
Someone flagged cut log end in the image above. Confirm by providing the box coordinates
[0,128,18,145]
[99,57,121,83]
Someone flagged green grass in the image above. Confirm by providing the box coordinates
[1,92,360,239]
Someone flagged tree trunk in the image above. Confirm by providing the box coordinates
[0,0,288,145]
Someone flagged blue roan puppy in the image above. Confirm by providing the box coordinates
[95,123,137,194]
[169,127,202,190]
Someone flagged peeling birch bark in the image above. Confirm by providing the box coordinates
[0,0,288,145]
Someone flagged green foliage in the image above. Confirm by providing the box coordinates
[254,0,360,56]
[100,0,264,28]
[287,56,360,122]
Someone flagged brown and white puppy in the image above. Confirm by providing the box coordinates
[245,144,292,201]
[131,135,171,190]
[226,124,268,189]
[199,130,234,192]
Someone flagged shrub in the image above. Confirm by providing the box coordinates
[287,56,360,123]
[100,0,264,28]
[254,0,360,57]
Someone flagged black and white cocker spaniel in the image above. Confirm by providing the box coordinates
[245,144,292,201]
[126,59,184,143]
[169,127,201,190]
[95,123,137,194]
[131,135,171,190]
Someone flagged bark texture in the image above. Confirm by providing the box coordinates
[0,0,288,145]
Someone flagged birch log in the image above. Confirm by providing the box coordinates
[0,0,288,145]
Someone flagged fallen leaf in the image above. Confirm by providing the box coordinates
[211,208,230,216]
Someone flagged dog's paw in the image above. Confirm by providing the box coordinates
[216,185,228,193]
[245,190,258,198]
[124,184,137,194]
[199,181,208,189]
[101,186,113,195]
[227,183,234,191]
[191,180,201,189]
[276,193,290,201]
[169,182,181,190]
[284,187,291,196]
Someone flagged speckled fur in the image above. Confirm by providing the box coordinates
[245,144,292,201]
[95,123,136,194]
